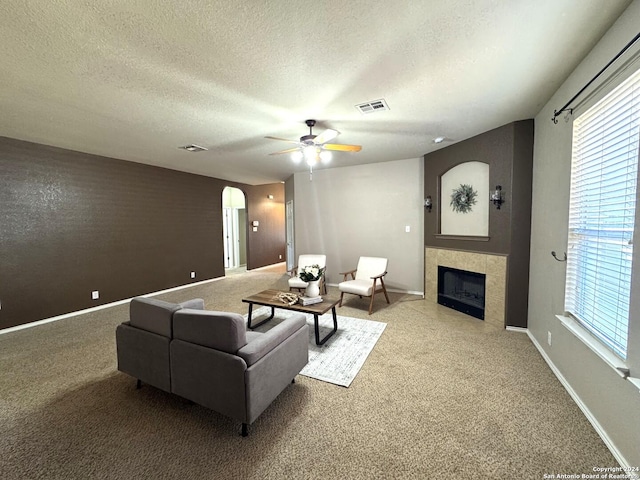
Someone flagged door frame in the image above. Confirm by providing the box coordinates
[286,200,295,270]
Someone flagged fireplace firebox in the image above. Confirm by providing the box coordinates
[437,266,486,320]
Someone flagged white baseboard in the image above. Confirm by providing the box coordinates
[526,330,633,472]
[325,282,423,297]
[0,276,224,336]
[505,326,528,333]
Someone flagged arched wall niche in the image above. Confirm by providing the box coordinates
[440,161,489,236]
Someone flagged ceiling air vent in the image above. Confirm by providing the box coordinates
[355,98,390,114]
[179,144,208,152]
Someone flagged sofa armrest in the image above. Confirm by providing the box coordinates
[116,323,172,392]
[237,314,307,366]
[178,298,205,310]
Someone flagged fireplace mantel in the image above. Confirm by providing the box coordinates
[425,247,506,328]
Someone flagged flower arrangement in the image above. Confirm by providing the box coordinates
[299,264,325,282]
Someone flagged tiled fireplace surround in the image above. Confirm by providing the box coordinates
[425,247,507,329]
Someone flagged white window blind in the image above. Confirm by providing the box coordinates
[566,68,640,360]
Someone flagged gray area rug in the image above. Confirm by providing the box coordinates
[246,306,386,387]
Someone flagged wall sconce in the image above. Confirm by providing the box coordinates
[490,185,504,209]
[424,195,433,212]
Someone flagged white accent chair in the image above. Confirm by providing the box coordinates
[288,254,327,294]
[338,256,390,314]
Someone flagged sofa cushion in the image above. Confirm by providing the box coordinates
[173,309,247,353]
[178,298,205,310]
[338,279,374,296]
[245,331,263,344]
[129,297,182,337]
[237,314,307,366]
[288,277,309,289]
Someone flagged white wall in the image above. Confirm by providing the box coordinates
[529,0,640,467]
[291,157,424,294]
[222,186,245,208]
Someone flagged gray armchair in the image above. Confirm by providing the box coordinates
[116,296,204,392]
[170,308,308,436]
[116,297,309,436]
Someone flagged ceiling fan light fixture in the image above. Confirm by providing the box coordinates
[266,119,362,180]
[319,150,332,163]
[314,128,339,144]
[291,150,303,163]
[303,145,317,163]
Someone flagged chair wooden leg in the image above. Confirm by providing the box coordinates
[380,278,390,303]
[339,291,344,307]
[368,290,376,314]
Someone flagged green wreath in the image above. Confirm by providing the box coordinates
[450,183,477,214]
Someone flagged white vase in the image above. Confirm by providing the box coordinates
[305,280,320,298]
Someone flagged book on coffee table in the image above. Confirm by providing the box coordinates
[299,296,323,306]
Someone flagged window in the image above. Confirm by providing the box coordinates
[565,68,640,360]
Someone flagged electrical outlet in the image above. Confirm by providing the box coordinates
[190,271,196,279]
[405,225,411,233]
[547,331,552,346]
[279,254,282,260]
[92,291,99,300]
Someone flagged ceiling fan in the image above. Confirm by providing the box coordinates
[266,120,362,175]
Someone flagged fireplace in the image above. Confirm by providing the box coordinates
[437,266,486,320]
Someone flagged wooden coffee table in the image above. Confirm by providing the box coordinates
[242,289,340,345]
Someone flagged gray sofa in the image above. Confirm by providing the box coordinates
[116,297,309,436]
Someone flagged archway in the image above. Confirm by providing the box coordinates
[222,186,247,272]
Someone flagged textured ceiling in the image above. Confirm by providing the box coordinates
[0,1,632,184]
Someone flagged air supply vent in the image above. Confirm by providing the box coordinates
[355,98,390,114]
[179,144,208,152]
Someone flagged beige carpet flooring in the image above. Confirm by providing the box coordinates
[0,266,618,479]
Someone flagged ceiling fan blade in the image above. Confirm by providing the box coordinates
[269,147,301,155]
[265,136,300,144]
[323,143,362,152]
[313,128,339,145]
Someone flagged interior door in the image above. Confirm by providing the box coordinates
[286,200,295,270]
[222,186,247,271]
[223,207,234,268]
[238,208,247,266]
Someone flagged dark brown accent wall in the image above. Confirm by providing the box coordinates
[242,184,286,266]
[424,120,534,328]
[0,137,285,330]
